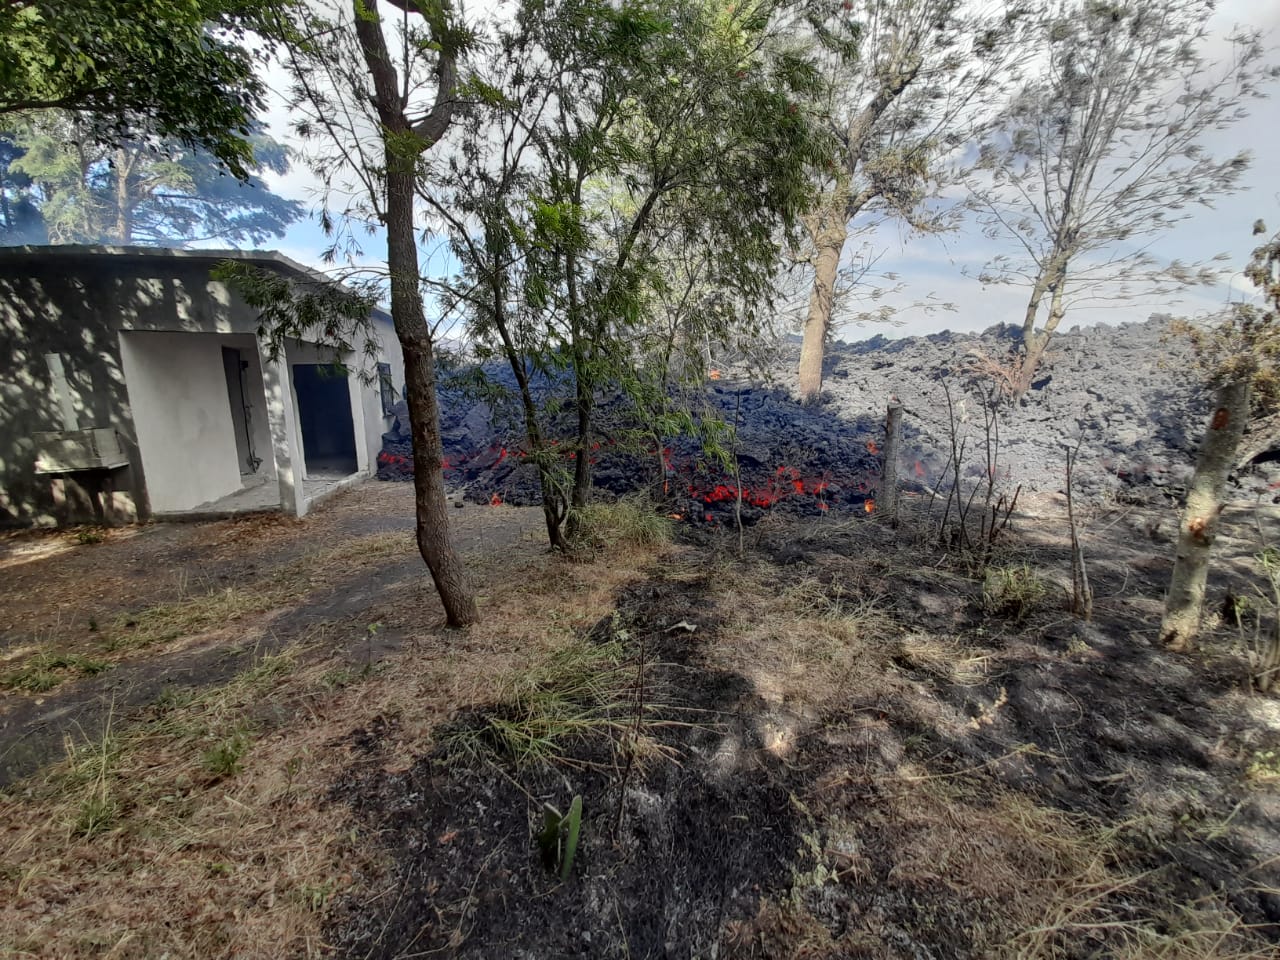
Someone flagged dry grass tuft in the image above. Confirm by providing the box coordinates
[572,497,673,552]
[445,634,636,765]
[700,555,900,710]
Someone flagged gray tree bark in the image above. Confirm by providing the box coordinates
[797,212,845,404]
[1161,379,1251,651]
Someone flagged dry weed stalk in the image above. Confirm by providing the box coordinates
[936,378,1021,565]
[1065,437,1094,622]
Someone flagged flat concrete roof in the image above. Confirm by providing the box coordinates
[0,244,393,325]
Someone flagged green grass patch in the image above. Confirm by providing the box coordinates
[572,497,672,551]
[201,729,252,778]
[982,563,1049,623]
[447,635,642,765]
[2,652,112,692]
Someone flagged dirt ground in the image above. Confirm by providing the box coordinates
[2,481,1279,958]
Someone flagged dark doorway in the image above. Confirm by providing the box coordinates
[292,364,358,475]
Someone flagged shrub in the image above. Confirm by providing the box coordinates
[982,564,1048,622]
[571,497,672,551]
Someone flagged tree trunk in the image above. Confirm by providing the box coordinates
[1014,330,1049,396]
[563,239,593,544]
[1161,379,1251,652]
[564,363,594,542]
[1014,268,1067,397]
[385,164,479,627]
[881,400,903,526]
[113,147,132,243]
[798,214,847,404]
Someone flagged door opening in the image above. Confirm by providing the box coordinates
[292,363,358,476]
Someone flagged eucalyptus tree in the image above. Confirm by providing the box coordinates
[969,0,1278,397]
[3,113,302,245]
[433,0,828,549]
[260,0,479,626]
[795,0,1027,403]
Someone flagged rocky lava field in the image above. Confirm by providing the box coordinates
[377,317,1274,517]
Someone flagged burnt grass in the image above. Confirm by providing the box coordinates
[330,571,805,959]
[328,516,1280,959]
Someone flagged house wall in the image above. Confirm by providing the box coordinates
[365,314,405,471]
[220,333,276,480]
[118,332,244,513]
[0,269,146,524]
[0,247,399,526]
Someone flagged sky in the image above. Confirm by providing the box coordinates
[250,0,1280,342]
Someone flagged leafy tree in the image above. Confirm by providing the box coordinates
[969,0,1278,397]
[2,113,303,246]
[0,130,43,243]
[435,0,827,549]
[0,0,286,179]
[261,0,479,626]
[795,0,1026,403]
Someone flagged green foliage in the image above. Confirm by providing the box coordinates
[0,0,289,178]
[3,653,112,693]
[201,729,251,778]
[442,0,832,544]
[2,112,303,246]
[982,564,1048,623]
[538,794,584,880]
[212,260,383,374]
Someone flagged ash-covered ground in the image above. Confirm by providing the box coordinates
[378,317,1278,520]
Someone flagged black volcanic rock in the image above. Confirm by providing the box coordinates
[376,316,1280,517]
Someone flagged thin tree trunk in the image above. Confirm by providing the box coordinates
[1015,268,1067,396]
[563,240,593,544]
[385,164,479,627]
[565,367,593,542]
[1066,440,1092,621]
[1161,379,1251,651]
[486,258,568,550]
[353,0,475,625]
[114,148,131,243]
[881,399,903,526]
[798,215,847,404]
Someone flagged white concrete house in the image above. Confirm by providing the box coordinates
[0,245,405,526]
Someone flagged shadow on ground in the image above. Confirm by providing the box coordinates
[330,570,808,959]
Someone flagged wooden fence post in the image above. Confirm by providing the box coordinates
[882,399,903,526]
